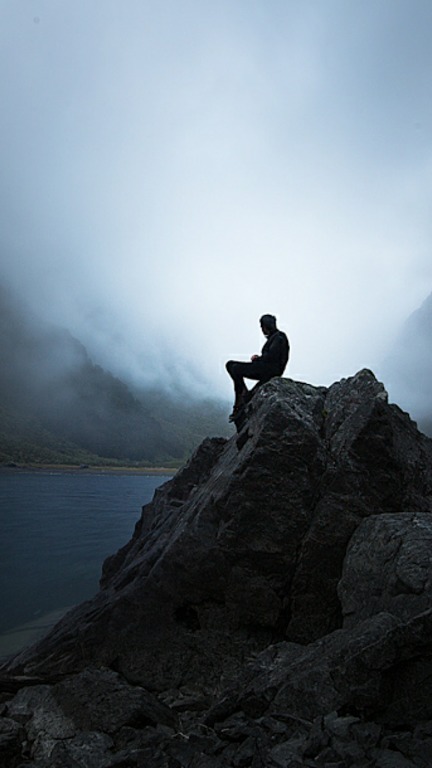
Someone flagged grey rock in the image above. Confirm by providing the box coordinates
[52,667,178,732]
[206,608,432,729]
[339,512,432,626]
[214,711,253,741]
[0,716,23,764]
[372,748,419,767]
[3,668,176,767]
[0,715,21,744]
[6,684,76,743]
[45,731,114,768]
[270,737,307,767]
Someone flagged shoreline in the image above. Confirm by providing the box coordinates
[0,464,178,475]
[0,607,74,662]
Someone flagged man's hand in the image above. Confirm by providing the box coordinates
[251,354,259,362]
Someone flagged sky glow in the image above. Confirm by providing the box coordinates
[1,0,431,403]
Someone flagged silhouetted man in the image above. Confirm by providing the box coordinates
[226,314,289,421]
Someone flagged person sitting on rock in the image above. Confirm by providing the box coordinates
[226,314,290,422]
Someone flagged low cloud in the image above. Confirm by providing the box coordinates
[1,0,432,407]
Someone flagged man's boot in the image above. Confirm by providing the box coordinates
[229,387,248,422]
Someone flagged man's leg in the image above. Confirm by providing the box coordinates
[226,360,264,416]
[226,361,247,398]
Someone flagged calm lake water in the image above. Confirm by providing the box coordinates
[0,469,172,658]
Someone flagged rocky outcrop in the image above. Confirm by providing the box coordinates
[2,369,432,767]
[338,512,432,627]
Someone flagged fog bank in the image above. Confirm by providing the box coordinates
[1,1,432,404]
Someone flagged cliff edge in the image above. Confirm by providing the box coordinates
[2,369,432,767]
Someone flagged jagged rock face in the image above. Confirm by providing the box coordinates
[339,513,432,627]
[3,369,432,767]
[4,369,432,694]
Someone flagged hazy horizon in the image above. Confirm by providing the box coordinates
[1,1,431,408]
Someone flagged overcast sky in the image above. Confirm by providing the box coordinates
[1,0,431,401]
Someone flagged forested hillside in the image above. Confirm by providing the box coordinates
[0,287,230,466]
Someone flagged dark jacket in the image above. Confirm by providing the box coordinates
[260,330,290,376]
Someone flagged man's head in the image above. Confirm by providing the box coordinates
[260,314,277,336]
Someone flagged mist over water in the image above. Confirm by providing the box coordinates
[1,1,432,416]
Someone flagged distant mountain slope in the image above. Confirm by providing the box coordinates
[0,404,107,466]
[132,388,230,457]
[0,286,230,465]
[382,290,432,436]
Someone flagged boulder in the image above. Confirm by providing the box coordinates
[339,512,432,627]
[5,369,432,690]
[1,369,432,767]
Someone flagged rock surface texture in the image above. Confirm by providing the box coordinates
[2,369,432,766]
